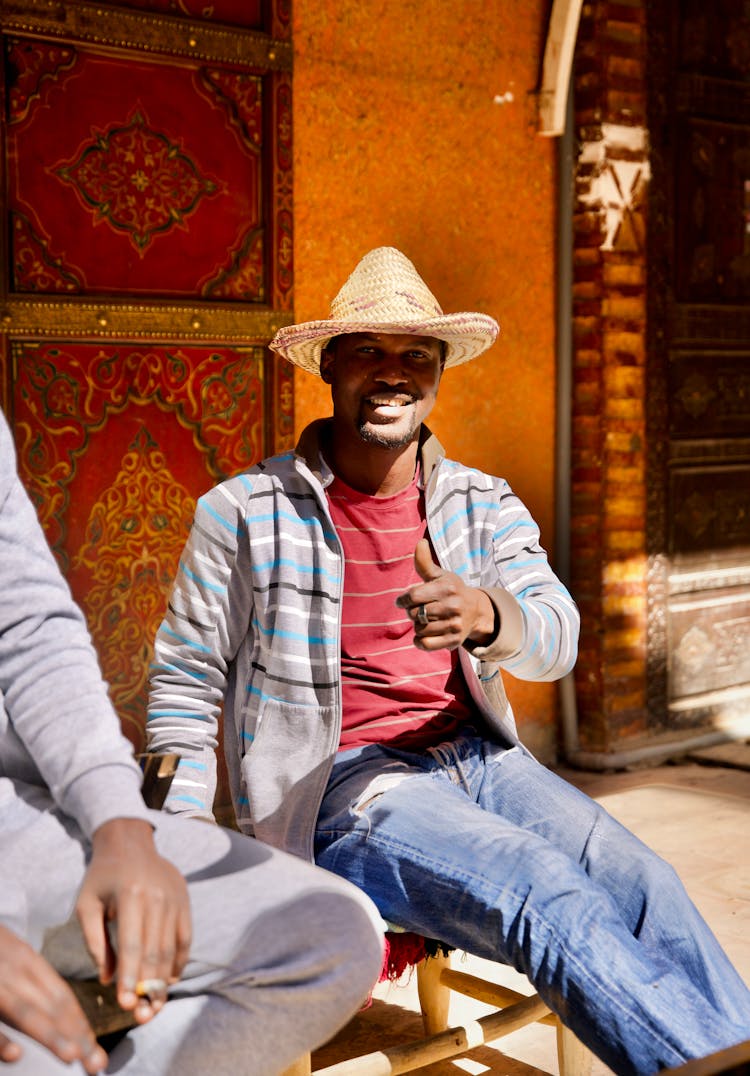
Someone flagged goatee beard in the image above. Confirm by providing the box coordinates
[357,419,418,450]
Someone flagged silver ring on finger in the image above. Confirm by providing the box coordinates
[416,604,429,628]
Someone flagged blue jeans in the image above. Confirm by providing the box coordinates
[315,729,750,1075]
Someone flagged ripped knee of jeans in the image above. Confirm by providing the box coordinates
[351,770,413,817]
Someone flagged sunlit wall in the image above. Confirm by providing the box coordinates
[292,1,561,759]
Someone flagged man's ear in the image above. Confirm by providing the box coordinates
[320,353,333,383]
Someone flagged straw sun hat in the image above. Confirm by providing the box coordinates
[269,246,499,377]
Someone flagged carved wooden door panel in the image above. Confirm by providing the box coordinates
[648,0,750,736]
[0,0,293,764]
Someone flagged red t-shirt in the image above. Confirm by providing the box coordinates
[327,470,474,751]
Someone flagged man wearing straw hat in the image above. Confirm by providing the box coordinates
[148,247,750,1073]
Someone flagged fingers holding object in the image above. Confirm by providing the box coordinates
[135,977,168,1019]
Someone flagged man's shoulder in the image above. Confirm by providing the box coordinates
[0,410,17,500]
[435,455,509,495]
[196,449,310,516]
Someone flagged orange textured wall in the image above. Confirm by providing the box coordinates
[292,1,561,758]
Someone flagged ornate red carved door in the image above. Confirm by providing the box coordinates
[0,1,294,776]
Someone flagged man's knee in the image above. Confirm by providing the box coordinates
[281,873,384,992]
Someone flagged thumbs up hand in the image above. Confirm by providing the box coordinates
[413,537,443,584]
[396,538,497,651]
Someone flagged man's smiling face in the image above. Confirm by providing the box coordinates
[320,332,444,451]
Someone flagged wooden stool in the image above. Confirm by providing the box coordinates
[661,1039,750,1075]
[283,945,594,1075]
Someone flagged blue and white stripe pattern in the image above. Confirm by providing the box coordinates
[426,458,578,682]
[147,425,579,860]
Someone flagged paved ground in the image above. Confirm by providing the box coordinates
[310,752,750,1075]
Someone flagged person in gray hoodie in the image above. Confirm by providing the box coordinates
[0,407,383,1075]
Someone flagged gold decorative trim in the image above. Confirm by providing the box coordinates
[0,297,293,342]
[1,0,292,71]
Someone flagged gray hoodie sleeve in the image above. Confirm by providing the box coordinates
[0,412,150,839]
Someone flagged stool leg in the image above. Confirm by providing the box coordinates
[281,1055,312,1075]
[556,1020,593,1076]
[417,950,452,1035]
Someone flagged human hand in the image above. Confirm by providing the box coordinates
[395,539,497,650]
[76,818,192,1024]
[0,925,107,1073]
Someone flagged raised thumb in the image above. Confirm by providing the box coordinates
[414,538,441,582]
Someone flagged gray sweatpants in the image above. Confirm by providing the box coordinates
[1,788,384,1075]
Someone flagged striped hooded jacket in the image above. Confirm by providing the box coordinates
[147,421,579,862]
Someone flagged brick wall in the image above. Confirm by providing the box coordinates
[570,1,650,751]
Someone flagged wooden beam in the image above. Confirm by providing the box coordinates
[538,0,584,136]
[313,995,551,1075]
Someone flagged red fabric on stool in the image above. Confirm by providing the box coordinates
[380,932,454,982]
[380,932,430,982]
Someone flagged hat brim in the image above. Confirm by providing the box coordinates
[269,313,499,376]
